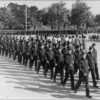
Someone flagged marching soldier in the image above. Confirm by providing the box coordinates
[13,38,18,61]
[63,46,74,90]
[37,44,46,75]
[17,39,23,64]
[54,46,64,84]
[29,39,38,70]
[23,41,30,67]
[45,44,55,80]
[86,46,98,88]
[75,49,92,98]
[29,39,35,70]
[74,45,81,74]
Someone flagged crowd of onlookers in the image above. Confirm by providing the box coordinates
[88,34,100,41]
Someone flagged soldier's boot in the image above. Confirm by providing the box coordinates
[86,88,92,98]
[18,54,20,63]
[13,52,16,60]
[29,65,32,70]
[29,61,33,70]
[74,78,82,93]
[44,68,48,77]
[15,52,17,60]
[74,84,79,93]
[19,58,21,64]
[60,73,63,85]
[54,69,57,82]
[54,74,57,83]
[50,69,54,80]
[2,50,4,56]
[34,60,37,71]
[63,76,69,87]
[23,60,25,66]
[6,51,8,57]
[24,60,27,67]
[19,54,22,64]
[23,56,25,65]
[37,62,41,74]
[93,81,98,88]
[9,52,11,58]
[0,49,1,55]
[5,51,7,57]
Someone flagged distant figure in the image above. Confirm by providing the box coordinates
[82,33,86,49]
[92,43,100,80]
[75,34,80,48]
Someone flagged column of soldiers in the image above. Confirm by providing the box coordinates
[0,33,99,98]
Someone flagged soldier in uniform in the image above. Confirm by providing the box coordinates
[8,38,13,58]
[0,35,2,55]
[23,41,30,67]
[63,46,74,90]
[37,44,47,75]
[13,38,18,61]
[5,37,9,57]
[54,46,64,84]
[2,37,5,56]
[75,49,92,98]
[17,39,23,64]
[74,45,81,74]
[62,42,68,55]
[29,39,38,70]
[86,46,98,88]
[45,44,55,80]
[92,43,99,80]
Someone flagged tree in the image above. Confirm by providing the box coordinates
[0,7,16,29]
[71,1,93,31]
[7,3,27,30]
[46,2,70,30]
[95,14,100,26]
[28,6,38,30]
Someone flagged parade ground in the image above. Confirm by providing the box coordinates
[0,41,99,100]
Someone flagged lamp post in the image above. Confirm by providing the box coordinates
[25,1,28,35]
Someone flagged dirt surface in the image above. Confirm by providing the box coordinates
[0,41,99,99]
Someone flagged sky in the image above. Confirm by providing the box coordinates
[0,0,100,15]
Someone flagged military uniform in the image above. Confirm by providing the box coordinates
[17,40,23,64]
[23,41,30,67]
[45,46,55,79]
[63,46,74,90]
[54,47,64,84]
[75,49,91,98]
[86,47,97,87]
[29,41,38,70]
[37,45,47,75]
[74,45,81,74]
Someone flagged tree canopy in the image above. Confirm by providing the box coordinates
[0,1,99,32]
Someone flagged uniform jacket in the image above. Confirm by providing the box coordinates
[79,58,89,75]
[64,53,74,70]
[92,48,97,63]
[86,51,95,69]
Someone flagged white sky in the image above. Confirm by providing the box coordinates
[0,0,100,15]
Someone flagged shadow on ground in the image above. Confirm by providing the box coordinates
[0,56,100,100]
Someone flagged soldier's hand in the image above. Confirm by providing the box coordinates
[55,63,57,66]
[47,61,49,63]
[84,73,87,76]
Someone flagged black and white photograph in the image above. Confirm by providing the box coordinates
[0,0,100,99]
